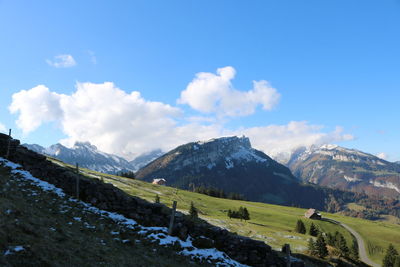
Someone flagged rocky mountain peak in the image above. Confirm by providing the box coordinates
[73,141,98,151]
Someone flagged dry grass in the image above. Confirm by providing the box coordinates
[0,165,204,267]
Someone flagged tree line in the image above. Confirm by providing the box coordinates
[227,207,250,221]
[192,185,245,200]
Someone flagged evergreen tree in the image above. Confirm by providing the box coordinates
[238,207,244,221]
[242,207,250,221]
[338,235,349,257]
[154,194,160,204]
[350,239,359,260]
[394,256,400,267]
[315,234,328,258]
[227,209,232,219]
[309,223,319,237]
[189,201,198,219]
[295,220,306,234]
[383,244,399,267]
[326,232,335,246]
[308,238,316,256]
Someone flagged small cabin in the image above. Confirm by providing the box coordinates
[152,178,166,185]
[304,208,322,220]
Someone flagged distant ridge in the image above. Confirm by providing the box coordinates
[288,144,400,198]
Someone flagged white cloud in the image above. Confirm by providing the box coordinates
[9,85,63,134]
[178,66,280,117]
[46,54,76,68]
[0,122,6,133]
[234,122,354,163]
[9,75,352,160]
[376,152,388,160]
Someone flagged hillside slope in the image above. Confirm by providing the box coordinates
[65,157,400,266]
[0,161,207,266]
[288,145,400,198]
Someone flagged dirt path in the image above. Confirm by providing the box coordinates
[323,218,380,267]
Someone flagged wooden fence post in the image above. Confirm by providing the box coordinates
[284,243,291,267]
[76,163,79,200]
[168,201,177,235]
[5,129,11,159]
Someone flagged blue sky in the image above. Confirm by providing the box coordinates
[1,0,399,161]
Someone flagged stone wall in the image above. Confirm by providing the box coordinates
[0,134,289,267]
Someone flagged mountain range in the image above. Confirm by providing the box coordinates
[24,137,400,201]
[288,144,400,198]
[23,142,163,174]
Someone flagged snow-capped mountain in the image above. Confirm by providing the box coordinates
[288,144,400,198]
[130,149,164,171]
[136,136,338,208]
[23,142,135,174]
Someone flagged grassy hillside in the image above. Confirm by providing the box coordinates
[49,157,400,265]
[0,163,207,267]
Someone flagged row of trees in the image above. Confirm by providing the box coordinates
[307,232,358,260]
[296,220,358,260]
[227,207,250,221]
[117,170,136,179]
[295,220,320,236]
[192,185,245,200]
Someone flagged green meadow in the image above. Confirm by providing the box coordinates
[51,158,400,265]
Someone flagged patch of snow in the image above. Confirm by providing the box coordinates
[73,217,82,222]
[343,175,362,183]
[320,144,338,150]
[0,157,248,267]
[207,163,216,170]
[369,180,400,193]
[4,246,25,256]
[225,160,234,169]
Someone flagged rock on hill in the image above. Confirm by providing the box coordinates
[136,136,334,208]
[288,144,400,198]
[23,142,135,174]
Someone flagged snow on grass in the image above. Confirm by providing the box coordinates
[0,157,247,267]
[4,246,25,256]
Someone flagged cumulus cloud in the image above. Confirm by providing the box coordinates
[376,152,388,160]
[46,54,76,68]
[9,71,352,160]
[178,66,280,117]
[9,85,63,134]
[0,122,6,133]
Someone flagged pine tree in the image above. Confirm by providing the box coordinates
[394,256,400,267]
[154,194,160,203]
[295,220,306,234]
[238,207,244,221]
[242,207,250,221]
[326,232,335,246]
[227,209,232,219]
[309,223,319,237]
[383,244,399,267]
[308,238,316,256]
[338,235,349,257]
[189,201,198,219]
[350,239,359,260]
[315,234,328,258]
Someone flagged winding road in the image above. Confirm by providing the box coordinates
[323,218,380,267]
